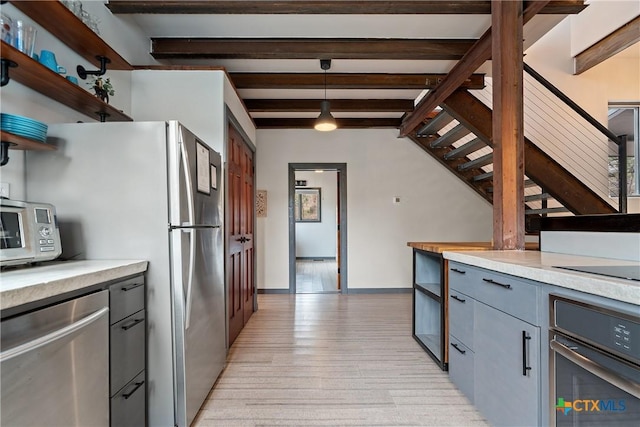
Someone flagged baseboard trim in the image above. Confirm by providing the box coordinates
[295,256,336,260]
[257,289,291,294]
[347,288,412,294]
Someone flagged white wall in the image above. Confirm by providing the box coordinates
[570,0,640,57]
[295,170,338,258]
[0,1,151,200]
[256,128,494,291]
[524,0,640,212]
[131,70,256,155]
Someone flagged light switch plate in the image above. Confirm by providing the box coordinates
[0,182,9,198]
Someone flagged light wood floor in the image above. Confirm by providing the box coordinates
[296,259,338,293]
[193,294,487,426]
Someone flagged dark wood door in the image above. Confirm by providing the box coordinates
[227,124,255,346]
[241,143,254,324]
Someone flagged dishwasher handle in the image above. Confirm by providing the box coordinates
[0,307,109,363]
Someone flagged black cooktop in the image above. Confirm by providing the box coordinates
[555,265,640,282]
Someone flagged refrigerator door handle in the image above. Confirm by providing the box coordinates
[179,128,196,330]
[170,224,221,230]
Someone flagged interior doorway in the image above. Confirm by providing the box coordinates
[288,163,347,294]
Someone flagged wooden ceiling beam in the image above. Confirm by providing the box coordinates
[574,16,640,75]
[254,117,401,129]
[108,1,586,15]
[245,99,415,112]
[399,0,550,137]
[151,38,475,60]
[231,73,485,89]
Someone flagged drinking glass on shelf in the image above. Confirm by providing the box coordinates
[68,1,83,19]
[13,20,37,58]
[81,10,91,26]
[1,12,13,45]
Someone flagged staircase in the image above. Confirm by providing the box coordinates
[406,89,617,230]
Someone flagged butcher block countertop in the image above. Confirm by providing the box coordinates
[407,241,539,253]
[1,260,148,311]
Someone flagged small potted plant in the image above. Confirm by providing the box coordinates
[87,76,115,103]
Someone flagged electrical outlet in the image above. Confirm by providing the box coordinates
[393,196,400,204]
[0,182,10,198]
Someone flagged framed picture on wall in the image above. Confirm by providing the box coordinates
[295,187,321,222]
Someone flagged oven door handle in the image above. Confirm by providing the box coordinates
[550,339,640,399]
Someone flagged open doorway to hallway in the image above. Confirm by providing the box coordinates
[289,163,347,294]
[295,170,338,293]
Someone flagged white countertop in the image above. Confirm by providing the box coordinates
[1,260,148,311]
[443,250,640,305]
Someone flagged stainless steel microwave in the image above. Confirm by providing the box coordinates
[0,199,62,266]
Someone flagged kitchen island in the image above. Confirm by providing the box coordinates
[407,241,538,369]
[440,249,639,427]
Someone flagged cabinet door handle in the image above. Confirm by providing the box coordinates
[482,278,512,289]
[121,317,144,331]
[522,331,532,376]
[450,295,466,303]
[121,282,144,292]
[451,268,466,274]
[122,381,145,400]
[451,343,466,355]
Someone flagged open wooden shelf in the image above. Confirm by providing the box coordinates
[1,130,56,151]
[9,0,133,70]
[1,42,132,122]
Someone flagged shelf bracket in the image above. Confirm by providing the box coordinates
[97,112,110,123]
[0,141,11,166]
[1,59,18,87]
[77,56,111,80]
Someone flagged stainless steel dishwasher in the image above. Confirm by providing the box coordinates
[1,290,110,426]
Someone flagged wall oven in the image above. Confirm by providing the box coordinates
[549,295,640,426]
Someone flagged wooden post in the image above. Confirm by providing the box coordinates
[492,0,525,250]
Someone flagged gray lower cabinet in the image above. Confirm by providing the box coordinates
[448,261,542,426]
[109,275,146,427]
[448,335,474,402]
[474,301,540,426]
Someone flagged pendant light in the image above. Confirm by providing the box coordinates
[314,59,337,131]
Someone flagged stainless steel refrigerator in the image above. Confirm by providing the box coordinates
[26,121,226,427]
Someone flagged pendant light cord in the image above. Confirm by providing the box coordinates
[324,68,327,101]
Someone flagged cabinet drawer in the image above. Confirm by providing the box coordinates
[110,311,145,395]
[448,261,478,298]
[109,276,145,325]
[473,269,539,325]
[448,335,474,403]
[111,371,146,427]
[448,290,474,350]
